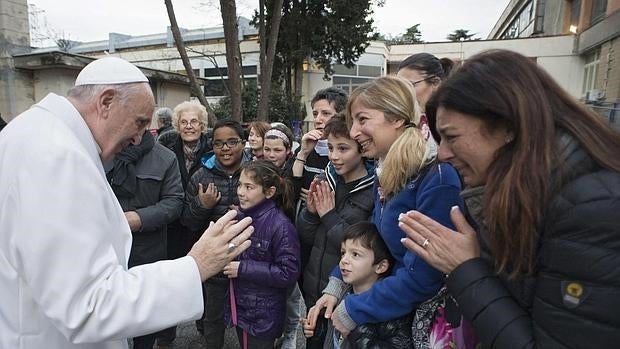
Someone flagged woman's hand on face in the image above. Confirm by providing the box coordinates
[398,206,480,274]
[300,129,323,155]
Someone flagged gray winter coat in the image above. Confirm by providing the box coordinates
[108,143,184,267]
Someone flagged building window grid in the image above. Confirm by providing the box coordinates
[332,63,382,94]
[501,0,535,39]
[203,65,258,97]
[582,49,600,95]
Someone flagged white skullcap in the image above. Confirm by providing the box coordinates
[75,56,148,86]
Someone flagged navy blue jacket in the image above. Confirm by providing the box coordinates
[339,162,463,325]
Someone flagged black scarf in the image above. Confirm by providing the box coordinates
[107,131,155,198]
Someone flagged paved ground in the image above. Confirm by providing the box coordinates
[148,321,306,349]
[129,310,307,349]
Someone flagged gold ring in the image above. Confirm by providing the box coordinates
[227,242,236,253]
[422,239,430,248]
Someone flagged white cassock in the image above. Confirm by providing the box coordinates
[0,94,204,349]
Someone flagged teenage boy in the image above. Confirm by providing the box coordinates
[297,115,375,349]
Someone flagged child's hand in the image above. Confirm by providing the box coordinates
[223,261,240,278]
[198,183,221,209]
[313,181,335,217]
[305,180,319,214]
[301,317,315,338]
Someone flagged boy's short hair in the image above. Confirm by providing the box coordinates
[343,222,394,277]
[323,113,349,139]
[310,87,348,113]
[213,119,244,140]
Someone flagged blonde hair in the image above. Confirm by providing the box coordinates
[172,101,209,132]
[346,76,428,198]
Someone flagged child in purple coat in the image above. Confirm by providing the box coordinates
[223,160,301,349]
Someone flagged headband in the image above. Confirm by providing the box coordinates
[265,129,291,147]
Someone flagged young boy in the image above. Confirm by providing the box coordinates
[303,222,413,349]
[297,114,375,348]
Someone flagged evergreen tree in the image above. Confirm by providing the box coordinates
[447,29,477,41]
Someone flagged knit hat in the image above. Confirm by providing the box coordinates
[75,56,148,86]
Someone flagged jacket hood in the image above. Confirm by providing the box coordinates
[325,159,375,193]
[201,150,252,174]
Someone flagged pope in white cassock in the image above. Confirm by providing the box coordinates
[0,57,253,349]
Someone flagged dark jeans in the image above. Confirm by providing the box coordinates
[202,276,228,349]
[235,327,275,349]
[155,326,176,345]
[132,332,157,349]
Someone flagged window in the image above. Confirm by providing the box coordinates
[570,0,581,27]
[203,65,258,97]
[332,63,382,94]
[582,48,600,95]
[501,0,535,39]
[590,0,607,24]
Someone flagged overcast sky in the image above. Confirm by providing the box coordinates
[28,0,510,45]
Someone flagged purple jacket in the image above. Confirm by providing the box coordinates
[226,199,301,339]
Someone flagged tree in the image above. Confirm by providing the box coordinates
[268,0,378,118]
[256,0,284,121]
[219,0,243,121]
[212,80,299,125]
[402,24,423,43]
[447,29,476,41]
[164,0,217,126]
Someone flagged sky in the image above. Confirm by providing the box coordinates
[28,0,510,46]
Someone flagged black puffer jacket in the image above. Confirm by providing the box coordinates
[342,314,413,349]
[181,151,251,235]
[446,135,620,348]
[297,161,374,308]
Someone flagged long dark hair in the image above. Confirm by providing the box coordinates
[427,49,620,277]
[240,160,296,220]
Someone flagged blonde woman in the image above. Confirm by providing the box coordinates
[305,76,463,342]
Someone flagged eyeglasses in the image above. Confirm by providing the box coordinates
[411,76,437,86]
[180,119,202,128]
[213,138,242,149]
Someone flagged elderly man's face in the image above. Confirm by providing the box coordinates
[100,84,154,161]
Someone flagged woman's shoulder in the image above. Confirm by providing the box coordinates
[415,162,461,190]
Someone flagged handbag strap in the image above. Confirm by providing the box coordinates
[229,278,248,349]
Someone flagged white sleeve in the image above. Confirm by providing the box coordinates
[9,144,203,343]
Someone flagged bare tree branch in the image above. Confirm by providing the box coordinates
[164,0,217,126]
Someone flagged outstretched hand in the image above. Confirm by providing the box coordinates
[188,210,254,281]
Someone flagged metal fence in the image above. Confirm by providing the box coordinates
[588,102,619,131]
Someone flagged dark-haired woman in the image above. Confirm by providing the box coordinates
[400,49,620,348]
[397,52,453,144]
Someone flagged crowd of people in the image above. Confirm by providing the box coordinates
[0,49,619,349]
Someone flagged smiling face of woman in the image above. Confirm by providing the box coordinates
[436,107,511,187]
[348,102,404,160]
